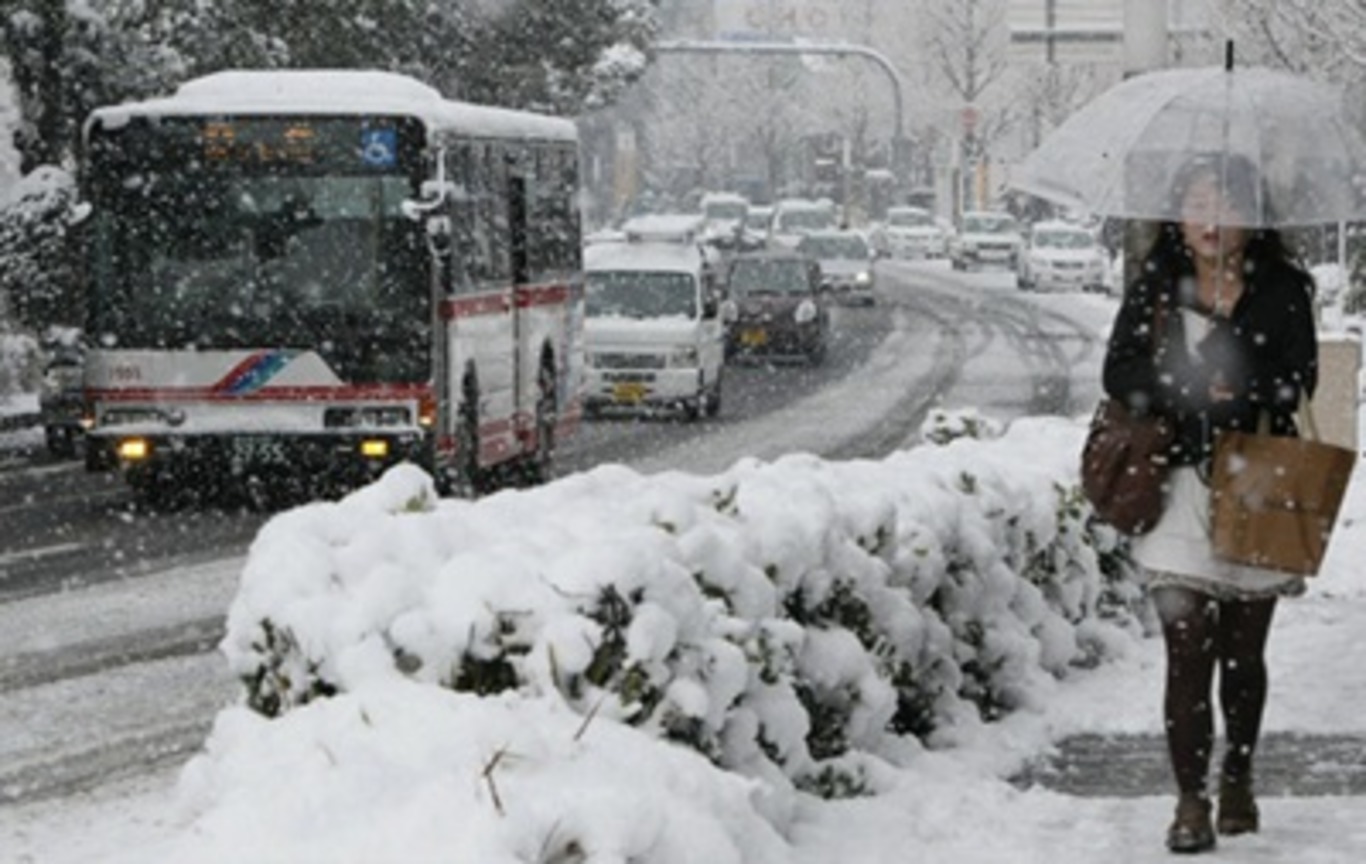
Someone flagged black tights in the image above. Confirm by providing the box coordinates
[1151,585,1278,796]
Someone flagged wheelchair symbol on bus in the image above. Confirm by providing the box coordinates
[360,129,398,168]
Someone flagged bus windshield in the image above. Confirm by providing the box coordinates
[83,116,430,383]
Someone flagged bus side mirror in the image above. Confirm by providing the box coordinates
[425,215,452,257]
[401,165,458,220]
[68,201,93,227]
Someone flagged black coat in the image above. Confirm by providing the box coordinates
[1101,257,1318,467]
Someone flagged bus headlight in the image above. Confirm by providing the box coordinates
[359,439,390,459]
[117,437,151,461]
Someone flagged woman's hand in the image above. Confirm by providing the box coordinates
[1209,371,1235,402]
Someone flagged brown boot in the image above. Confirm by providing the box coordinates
[1167,792,1216,854]
[1217,775,1259,835]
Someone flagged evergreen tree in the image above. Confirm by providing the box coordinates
[0,166,77,329]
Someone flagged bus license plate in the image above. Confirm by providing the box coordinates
[232,436,289,465]
[612,382,647,404]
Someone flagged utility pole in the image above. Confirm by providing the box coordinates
[1009,1,1124,207]
[1123,0,1168,77]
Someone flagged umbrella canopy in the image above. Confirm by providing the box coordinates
[1011,64,1366,227]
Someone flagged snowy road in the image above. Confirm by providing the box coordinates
[0,262,1117,810]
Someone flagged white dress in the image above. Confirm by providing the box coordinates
[1130,309,1306,600]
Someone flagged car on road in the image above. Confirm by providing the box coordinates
[700,191,749,245]
[795,230,877,305]
[582,236,725,421]
[768,198,838,249]
[722,251,829,364]
[949,210,1024,271]
[879,205,950,259]
[1016,220,1112,293]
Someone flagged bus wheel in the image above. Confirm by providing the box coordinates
[455,373,483,498]
[529,357,557,485]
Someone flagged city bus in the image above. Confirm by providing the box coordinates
[77,69,584,502]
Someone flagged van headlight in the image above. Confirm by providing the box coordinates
[794,299,817,324]
[669,346,699,367]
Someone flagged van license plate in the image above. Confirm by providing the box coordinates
[612,382,647,404]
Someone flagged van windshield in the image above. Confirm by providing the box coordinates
[585,271,697,319]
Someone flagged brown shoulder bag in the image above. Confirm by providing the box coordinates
[1080,294,1173,535]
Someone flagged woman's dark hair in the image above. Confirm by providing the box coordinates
[1167,153,1264,221]
[1138,154,1311,301]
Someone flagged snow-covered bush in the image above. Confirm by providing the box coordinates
[919,407,1004,445]
[223,418,1147,806]
[0,165,78,332]
[0,327,41,400]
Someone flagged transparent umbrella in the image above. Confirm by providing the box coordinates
[1011,55,1366,227]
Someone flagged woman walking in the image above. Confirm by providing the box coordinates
[1101,154,1318,854]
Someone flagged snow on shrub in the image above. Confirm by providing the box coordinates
[0,328,40,400]
[223,417,1146,803]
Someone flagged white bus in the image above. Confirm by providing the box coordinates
[77,70,584,502]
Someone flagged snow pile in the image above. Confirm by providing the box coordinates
[175,416,1147,862]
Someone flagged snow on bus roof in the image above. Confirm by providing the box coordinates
[87,70,576,142]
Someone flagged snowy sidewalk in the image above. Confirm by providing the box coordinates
[785,580,1366,863]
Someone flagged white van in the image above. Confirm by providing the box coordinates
[582,235,725,420]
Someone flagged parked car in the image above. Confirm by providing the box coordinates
[795,230,877,305]
[1017,220,1112,293]
[949,210,1025,271]
[880,205,950,259]
[582,236,725,420]
[722,251,829,364]
[38,339,86,458]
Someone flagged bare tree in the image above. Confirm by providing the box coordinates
[1201,0,1366,84]
[920,0,1011,108]
[917,0,1015,211]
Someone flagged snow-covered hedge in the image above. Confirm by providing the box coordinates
[222,415,1146,800]
[0,328,40,401]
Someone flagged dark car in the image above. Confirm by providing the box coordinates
[723,251,829,364]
